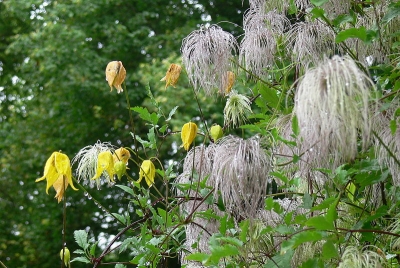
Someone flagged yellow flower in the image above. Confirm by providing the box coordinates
[160,63,182,89]
[36,152,78,203]
[138,160,155,187]
[113,147,131,164]
[181,122,198,151]
[105,61,126,93]
[60,247,71,267]
[224,71,235,95]
[91,151,115,182]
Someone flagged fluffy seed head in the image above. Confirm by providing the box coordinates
[212,135,272,219]
[338,246,385,268]
[294,55,375,169]
[181,24,238,95]
[72,141,116,189]
[240,9,289,77]
[286,20,339,68]
[374,106,400,186]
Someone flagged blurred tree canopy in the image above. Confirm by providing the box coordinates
[0,0,247,267]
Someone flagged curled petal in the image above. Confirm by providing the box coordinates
[91,151,115,182]
[113,147,131,164]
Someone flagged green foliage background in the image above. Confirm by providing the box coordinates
[0,0,247,267]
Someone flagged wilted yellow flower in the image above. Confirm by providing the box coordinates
[105,61,126,93]
[181,122,198,151]
[210,124,224,142]
[60,247,71,267]
[160,63,182,89]
[36,152,78,203]
[113,147,131,164]
[224,71,236,95]
[91,151,115,182]
[138,160,155,187]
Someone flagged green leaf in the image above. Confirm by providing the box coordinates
[281,230,325,252]
[270,171,289,184]
[111,213,127,225]
[390,119,397,135]
[131,106,159,125]
[71,256,91,264]
[89,241,98,256]
[335,27,377,44]
[310,0,329,6]
[310,197,336,212]
[333,14,356,27]
[306,216,334,230]
[115,264,127,268]
[346,182,356,202]
[147,127,157,149]
[185,252,209,262]
[115,184,135,196]
[291,115,299,136]
[74,230,89,250]
[73,249,86,255]
[310,7,326,20]
[239,219,249,243]
[166,106,179,121]
[258,83,280,110]
[382,2,400,24]
[159,124,168,133]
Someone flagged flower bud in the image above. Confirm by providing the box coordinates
[60,247,70,267]
[114,161,127,181]
[210,124,223,142]
[181,122,198,151]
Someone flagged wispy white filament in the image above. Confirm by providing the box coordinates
[72,141,116,189]
[294,55,375,169]
[181,25,238,95]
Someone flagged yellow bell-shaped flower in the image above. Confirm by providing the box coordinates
[105,61,126,94]
[91,151,115,182]
[181,122,198,151]
[138,160,155,187]
[160,63,182,89]
[113,147,131,164]
[36,152,78,202]
[60,247,71,267]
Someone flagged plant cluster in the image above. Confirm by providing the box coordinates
[32,0,400,267]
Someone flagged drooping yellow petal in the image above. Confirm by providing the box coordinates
[113,147,131,164]
[105,61,126,94]
[36,151,56,182]
[181,122,198,151]
[91,151,115,182]
[224,71,236,95]
[161,64,182,89]
[138,160,155,187]
[53,175,69,203]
